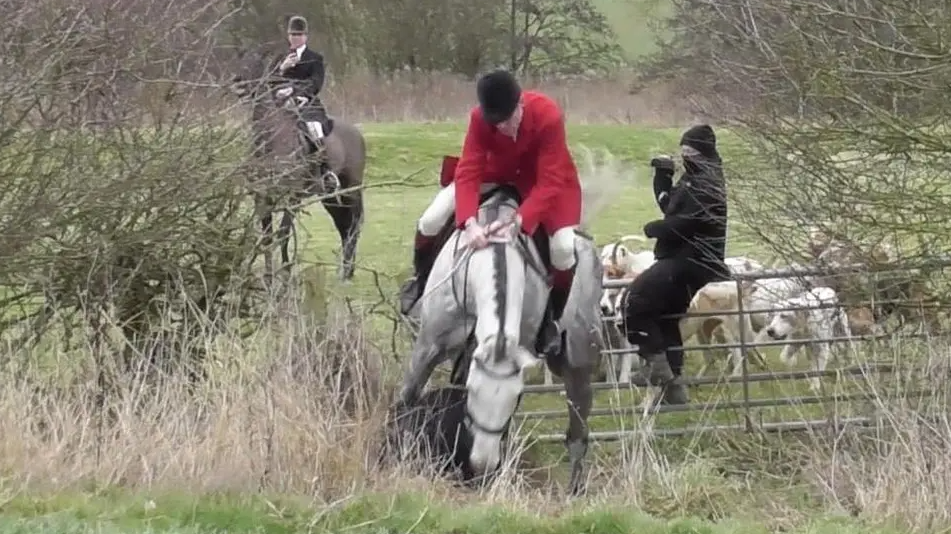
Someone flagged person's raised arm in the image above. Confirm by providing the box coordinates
[643,173,725,241]
[650,156,676,213]
[454,108,489,228]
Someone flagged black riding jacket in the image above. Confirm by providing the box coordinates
[649,154,728,280]
[279,47,325,101]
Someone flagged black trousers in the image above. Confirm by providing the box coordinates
[622,258,713,376]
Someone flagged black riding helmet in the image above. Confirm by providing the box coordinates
[679,124,718,159]
[476,69,522,125]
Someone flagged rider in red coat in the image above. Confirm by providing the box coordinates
[398,69,582,358]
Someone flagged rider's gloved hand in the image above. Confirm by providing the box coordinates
[464,218,489,250]
[485,213,520,241]
[279,52,298,72]
[275,86,293,99]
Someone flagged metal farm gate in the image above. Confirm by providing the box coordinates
[516,260,951,443]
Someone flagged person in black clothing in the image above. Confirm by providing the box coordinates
[277,15,336,185]
[622,124,728,405]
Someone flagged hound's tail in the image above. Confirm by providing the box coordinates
[616,234,651,245]
[576,146,636,232]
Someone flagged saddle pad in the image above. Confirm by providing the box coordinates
[440,155,459,187]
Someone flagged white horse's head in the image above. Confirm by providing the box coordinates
[465,333,539,475]
[461,185,545,477]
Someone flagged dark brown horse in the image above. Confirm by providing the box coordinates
[230,47,366,284]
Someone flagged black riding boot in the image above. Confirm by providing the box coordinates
[399,233,437,315]
[535,269,574,359]
[640,352,689,405]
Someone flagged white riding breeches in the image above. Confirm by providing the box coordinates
[305,121,324,140]
[550,227,577,271]
[418,183,457,236]
[417,183,578,271]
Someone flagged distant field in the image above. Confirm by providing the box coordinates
[594,0,673,58]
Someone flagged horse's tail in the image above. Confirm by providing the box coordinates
[576,145,636,232]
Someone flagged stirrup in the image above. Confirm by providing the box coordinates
[322,169,340,192]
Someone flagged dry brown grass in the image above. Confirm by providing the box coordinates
[1,288,951,531]
[201,70,699,126]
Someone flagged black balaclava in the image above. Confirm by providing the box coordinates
[679,124,720,173]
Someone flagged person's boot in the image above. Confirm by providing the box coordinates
[536,278,572,359]
[640,352,689,405]
[399,233,436,315]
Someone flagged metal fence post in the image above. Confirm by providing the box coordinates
[735,277,753,432]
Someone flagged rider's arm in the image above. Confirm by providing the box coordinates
[517,108,571,235]
[648,174,726,240]
[653,167,675,213]
[454,108,489,228]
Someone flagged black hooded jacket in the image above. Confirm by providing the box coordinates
[645,125,728,280]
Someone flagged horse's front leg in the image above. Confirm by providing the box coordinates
[398,342,443,406]
[259,211,275,291]
[322,189,363,282]
[277,208,295,271]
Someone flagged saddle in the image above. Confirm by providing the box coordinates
[437,155,558,274]
[292,95,335,151]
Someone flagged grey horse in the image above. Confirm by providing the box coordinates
[397,152,624,495]
[230,46,366,283]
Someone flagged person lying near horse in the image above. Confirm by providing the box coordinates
[621,124,729,405]
[398,69,583,360]
[275,15,338,188]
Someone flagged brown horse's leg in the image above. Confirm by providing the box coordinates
[322,186,363,281]
[254,194,277,293]
[277,209,295,269]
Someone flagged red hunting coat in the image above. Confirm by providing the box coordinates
[446,91,582,235]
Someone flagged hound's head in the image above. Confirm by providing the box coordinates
[600,268,644,316]
[765,299,807,340]
[600,242,633,271]
[725,256,764,276]
[806,226,834,259]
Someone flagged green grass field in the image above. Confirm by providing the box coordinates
[0,489,907,534]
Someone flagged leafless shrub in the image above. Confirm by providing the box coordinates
[0,0,271,377]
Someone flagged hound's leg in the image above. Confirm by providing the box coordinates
[837,308,856,362]
[808,342,830,393]
[562,362,594,496]
[779,341,804,367]
[617,351,633,385]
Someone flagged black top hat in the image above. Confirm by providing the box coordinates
[477,69,522,125]
[287,15,308,33]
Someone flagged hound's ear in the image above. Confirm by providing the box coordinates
[739,279,756,295]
